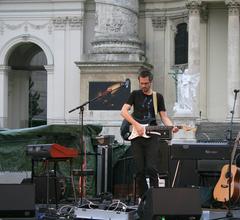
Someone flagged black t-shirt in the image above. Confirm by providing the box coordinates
[126,90,166,124]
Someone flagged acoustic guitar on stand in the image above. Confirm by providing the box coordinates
[213,132,240,203]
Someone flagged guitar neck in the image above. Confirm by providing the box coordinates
[146,125,182,132]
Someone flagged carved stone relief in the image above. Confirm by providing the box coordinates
[92,0,142,55]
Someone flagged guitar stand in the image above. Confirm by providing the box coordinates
[211,89,240,220]
[210,165,239,220]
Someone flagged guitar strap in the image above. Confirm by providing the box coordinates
[153,91,160,121]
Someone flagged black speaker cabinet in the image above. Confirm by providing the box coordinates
[0,184,35,218]
[142,188,202,220]
[22,176,64,204]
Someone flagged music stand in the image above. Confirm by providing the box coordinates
[69,80,129,204]
[211,89,240,220]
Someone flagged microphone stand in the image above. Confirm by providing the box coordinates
[68,82,128,204]
[212,89,239,220]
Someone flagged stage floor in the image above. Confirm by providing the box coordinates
[34,205,240,220]
[201,209,240,220]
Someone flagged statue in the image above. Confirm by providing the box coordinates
[173,69,200,115]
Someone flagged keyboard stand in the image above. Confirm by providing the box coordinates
[31,157,74,207]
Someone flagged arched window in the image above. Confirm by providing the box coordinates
[175,23,188,65]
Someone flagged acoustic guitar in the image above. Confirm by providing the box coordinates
[213,132,240,203]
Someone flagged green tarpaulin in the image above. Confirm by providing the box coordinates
[0,124,102,197]
[0,124,129,198]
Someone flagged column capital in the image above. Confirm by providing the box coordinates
[200,4,209,23]
[186,0,202,15]
[225,0,240,7]
[225,0,240,15]
[151,16,167,31]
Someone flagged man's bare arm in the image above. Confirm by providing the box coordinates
[120,103,144,136]
[160,111,179,133]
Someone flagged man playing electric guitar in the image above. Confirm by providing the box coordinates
[120,68,179,199]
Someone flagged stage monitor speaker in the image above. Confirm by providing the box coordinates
[0,184,35,218]
[141,187,202,220]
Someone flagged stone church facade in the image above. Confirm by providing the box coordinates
[0,0,239,141]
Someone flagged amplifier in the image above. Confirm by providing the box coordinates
[0,184,35,218]
[74,206,136,220]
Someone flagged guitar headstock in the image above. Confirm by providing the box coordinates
[235,131,240,145]
[180,125,197,132]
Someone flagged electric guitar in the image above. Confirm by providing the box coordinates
[120,119,196,141]
[213,132,240,203]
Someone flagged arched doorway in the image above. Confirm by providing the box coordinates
[7,42,47,128]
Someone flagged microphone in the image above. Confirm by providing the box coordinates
[105,79,130,95]
[234,89,240,93]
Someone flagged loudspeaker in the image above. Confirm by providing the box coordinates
[0,184,35,218]
[22,176,64,204]
[158,142,198,187]
[141,188,202,220]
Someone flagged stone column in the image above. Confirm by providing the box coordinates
[187,0,201,76]
[92,0,143,60]
[152,16,167,93]
[44,65,55,124]
[225,0,240,119]
[0,65,10,128]
[151,16,167,93]
[186,0,201,117]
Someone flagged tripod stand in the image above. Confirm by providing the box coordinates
[68,79,130,204]
[212,89,240,220]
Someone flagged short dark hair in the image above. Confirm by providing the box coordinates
[138,68,153,81]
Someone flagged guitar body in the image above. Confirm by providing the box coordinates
[120,118,156,141]
[213,164,240,203]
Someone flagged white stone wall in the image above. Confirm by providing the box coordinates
[0,0,85,127]
[0,0,237,140]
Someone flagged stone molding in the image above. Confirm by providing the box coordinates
[0,65,11,73]
[170,17,188,35]
[44,65,54,74]
[151,16,167,31]
[76,61,152,74]
[52,16,84,30]
[0,20,52,35]
[91,38,143,54]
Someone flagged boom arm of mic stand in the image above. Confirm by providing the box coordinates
[68,83,126,114]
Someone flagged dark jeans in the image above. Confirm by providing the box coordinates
[131,135,162,198]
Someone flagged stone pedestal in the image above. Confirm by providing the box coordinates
[75,61,151,141]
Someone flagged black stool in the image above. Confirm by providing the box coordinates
[71,168,94,202]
